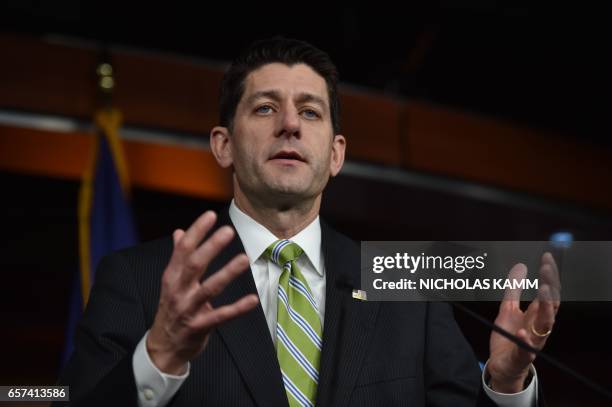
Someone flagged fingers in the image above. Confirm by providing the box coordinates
[172,229,185,244]
[523,285,555,349]
[179,226,236,285]
[191,294,259,329]
[166,211,217,283]
[511,254,559,363]
[533,285,555,340]
[176,211,217,254]
[501,263,528,311]
[509,303,548,365]
[168,211,239,287]
[191,253,251,306]
[539,252,561,313]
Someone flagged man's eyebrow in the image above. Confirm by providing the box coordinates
[295,92,328,110]
[245,90,282,106]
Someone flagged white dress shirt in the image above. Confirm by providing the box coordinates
[227,200,326,341]
[132,201,537,406]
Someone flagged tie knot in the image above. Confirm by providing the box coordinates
[265,239,303,267]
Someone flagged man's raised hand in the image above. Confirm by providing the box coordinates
[147,211,259,374]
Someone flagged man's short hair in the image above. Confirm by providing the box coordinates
[219,37,341,134]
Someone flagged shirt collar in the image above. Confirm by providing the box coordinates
[228,200,323,276]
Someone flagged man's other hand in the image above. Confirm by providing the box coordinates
[487,252,561,393]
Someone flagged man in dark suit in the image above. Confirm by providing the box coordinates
[58,37,559,406]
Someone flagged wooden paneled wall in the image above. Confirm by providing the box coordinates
[1,33,611,210]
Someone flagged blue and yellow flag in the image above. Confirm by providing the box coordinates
[62,108,138,364]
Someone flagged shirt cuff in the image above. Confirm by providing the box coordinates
[132,330,190,407]
[482,360,538,407]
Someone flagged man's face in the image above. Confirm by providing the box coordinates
[215,63,345,207]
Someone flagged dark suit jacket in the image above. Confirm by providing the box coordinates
[57,212,499,406]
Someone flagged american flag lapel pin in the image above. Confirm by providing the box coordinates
[352,289,367,301]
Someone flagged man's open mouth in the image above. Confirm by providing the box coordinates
[269,150,306,162]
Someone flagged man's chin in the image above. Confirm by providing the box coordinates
[260,184,315,204]
[267,185,308,198]
[261,172,308,193]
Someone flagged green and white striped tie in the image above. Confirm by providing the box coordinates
[266,239,322,407]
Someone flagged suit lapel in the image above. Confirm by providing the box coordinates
[209,209,288,407]
[315,222,379,407]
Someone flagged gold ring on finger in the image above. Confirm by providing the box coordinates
[530,323,552,337]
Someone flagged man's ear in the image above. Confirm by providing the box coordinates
[329,134,346,177]
[210,126,233,168]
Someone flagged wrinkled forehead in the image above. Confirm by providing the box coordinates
[241,63,329,107]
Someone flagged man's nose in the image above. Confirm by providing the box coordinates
[277,107,301,138]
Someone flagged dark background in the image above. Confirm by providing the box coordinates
[1,2,611,406]
[1,2,610,143]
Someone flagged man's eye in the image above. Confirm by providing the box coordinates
[255,105,273,114]
[302,109,320,119]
